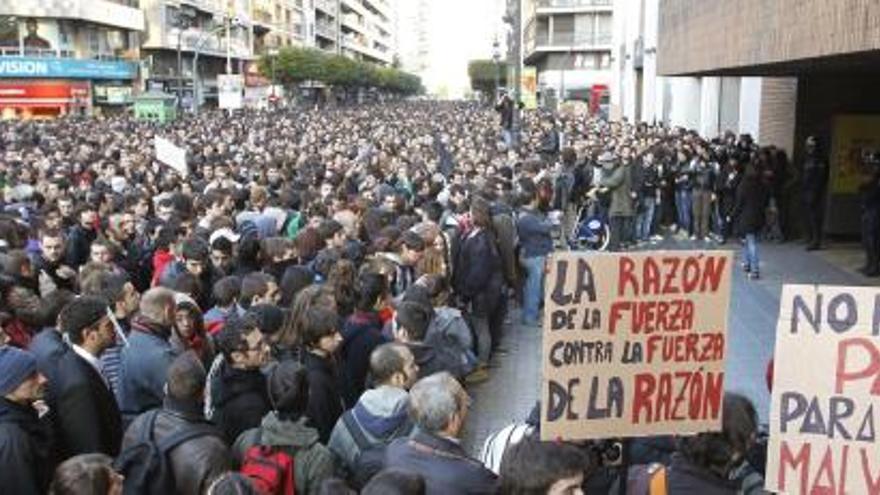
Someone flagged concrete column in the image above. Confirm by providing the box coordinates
[668,76,701,130]
[738,76,762,138]
[699,76,721,138]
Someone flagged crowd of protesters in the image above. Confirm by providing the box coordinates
[0,98,819,494]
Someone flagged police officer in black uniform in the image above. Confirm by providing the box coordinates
[859,158,880,277]
[801,136,829,250]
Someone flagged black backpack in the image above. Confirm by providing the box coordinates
[342,411,389,490]
[114,410,218,495]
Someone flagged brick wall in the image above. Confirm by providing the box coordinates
[657,0,880,75]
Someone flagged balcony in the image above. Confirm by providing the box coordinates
[4,0,145,31]
[341,14,366,33]
[536,0,612,11]
[524,31,613,62]
[316,22,338,41]
[315,0,338,16]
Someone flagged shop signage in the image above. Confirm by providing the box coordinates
[0,57,137,79]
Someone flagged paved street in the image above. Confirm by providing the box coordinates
[462,240,878,456]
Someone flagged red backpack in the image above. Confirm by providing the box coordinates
[240,444,296,495]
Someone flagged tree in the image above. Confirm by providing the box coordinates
[259,47,423,97]
[468,59,507,97]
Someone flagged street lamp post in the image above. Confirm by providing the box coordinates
[503,0,522,148]
[268,47,279,104]
[193,16,242,115]
[492,38,501,102]
[174,6,195,111]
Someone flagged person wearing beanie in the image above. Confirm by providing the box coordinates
[48,296,123,461]
[233,360,335,495]
[0,346,53,495]
[121,352,230,495]
[394,301,469,380]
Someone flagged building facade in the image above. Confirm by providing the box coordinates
[522,0,613,105]
[656,0,880,235]
[0,0,143,118]
[139,0,261,107]
[611,0,765,140]
[339,0,393,65]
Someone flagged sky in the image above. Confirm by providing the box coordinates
[397,0,506,99]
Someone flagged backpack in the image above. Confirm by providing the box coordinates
[627,463,668,495]
[479,422,536,475]
[239,432,296,495]
[342,411,387,489]
[114,410,218,495]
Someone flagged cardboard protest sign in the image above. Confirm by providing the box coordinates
[766,285,880,495]
[541,250,733,441]
[154,136,188,177]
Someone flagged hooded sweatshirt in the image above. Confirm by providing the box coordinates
[327,385,412,472]
[234,413,336,495]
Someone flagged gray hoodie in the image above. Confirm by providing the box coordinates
[233,413,335,495]
[327,385,413,473]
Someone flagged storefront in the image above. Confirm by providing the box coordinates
[0,79,89,119]
[0,57,138,119]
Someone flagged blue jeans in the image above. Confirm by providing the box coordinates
[675,188,692,233]
[636,199,656,241]
[743,233,759,272]
[521,255,545,325]
[502,129,514,149]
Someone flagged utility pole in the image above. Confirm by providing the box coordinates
[225,14,232,74]
[512,0,522,148]
[492,37,501,102]
[174,6,194,111]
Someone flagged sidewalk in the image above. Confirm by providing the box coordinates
[461,239,877,457]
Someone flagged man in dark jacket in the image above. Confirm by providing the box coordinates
[211,314,272,444]
[801,136,829,251]
[122,353,230,495]
[65,203,98,269]
[495,93,515,148]
[301,306,346,444]
[117,287,177,422]
[386,372,498,494]
[394,301,470,380]
[0,347,52,495]
[33,228,77,297]
[48,296,123,460]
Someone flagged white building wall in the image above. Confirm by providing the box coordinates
[666,77,701,130]
[738,76,762,137]
[612,0,767,140]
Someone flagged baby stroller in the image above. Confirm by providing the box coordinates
[569,194,611,251]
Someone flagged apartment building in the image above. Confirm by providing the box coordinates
[522,0,613,104]
[339,0,394,65]
[0,0,143,118]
